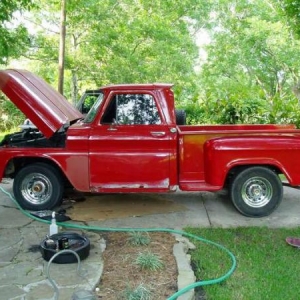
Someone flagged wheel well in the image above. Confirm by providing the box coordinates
[6,157,70,186]
[225,164,282,188]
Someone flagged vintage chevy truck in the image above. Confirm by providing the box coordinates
[0,69,300,217]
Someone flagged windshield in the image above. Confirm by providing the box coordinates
[83,92,104,123]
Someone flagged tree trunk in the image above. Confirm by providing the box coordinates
[71,70,78,105]
[58,0,67,95]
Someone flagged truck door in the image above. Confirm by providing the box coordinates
[89,92,175,192]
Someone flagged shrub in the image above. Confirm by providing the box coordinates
[135,251,164,271]
[127,232,151,246]
[120,284,152,300]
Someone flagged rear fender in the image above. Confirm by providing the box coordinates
[203,136,300,186]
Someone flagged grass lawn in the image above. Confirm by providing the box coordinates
[186,227,300,300]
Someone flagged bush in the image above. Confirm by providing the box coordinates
[120,284,152,300]
[0,95,25,131]
[180,94,300,127]
[135,251,164,271]
[127,232,151,246]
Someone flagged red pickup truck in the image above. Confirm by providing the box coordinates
[1,69,300,217]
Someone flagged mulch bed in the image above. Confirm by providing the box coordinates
[96,232,178,299]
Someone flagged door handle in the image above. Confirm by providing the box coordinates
[150,131,166,137]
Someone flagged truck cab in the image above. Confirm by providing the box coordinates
[73,84,179,193]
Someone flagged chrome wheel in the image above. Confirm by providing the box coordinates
[230,167,283,217]
[241,177,273,208]
[13,163,63,210]
[20,173,53,206]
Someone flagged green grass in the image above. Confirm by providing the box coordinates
[186,227,300,300]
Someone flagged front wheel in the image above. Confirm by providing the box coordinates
[230,167,283,217]
[13,163,63,211]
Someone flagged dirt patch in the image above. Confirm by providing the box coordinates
[67,193,186,222]
[96,232,178,299]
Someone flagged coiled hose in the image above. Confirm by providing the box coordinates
[0,186,236,300]
[47,249,81,300]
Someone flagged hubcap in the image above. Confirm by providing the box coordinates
[21,173,53,206]
[241,176,273,208]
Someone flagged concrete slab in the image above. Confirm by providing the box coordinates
[203,187,300,228]
[67,192,210,229]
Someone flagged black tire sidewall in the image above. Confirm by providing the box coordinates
[13,163,63,211]
[230,167,283,217]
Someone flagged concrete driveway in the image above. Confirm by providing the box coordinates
[1,180,300,230]
[81,186,300,229]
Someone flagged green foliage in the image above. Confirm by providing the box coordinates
[188,0,300,126]
[0,95,25,131]
[120,284,152,300]
[127,232,151,247]
[0,0,34,64]
[184,94,300,126]
[135,251,164,271]
[278,0,300,38]
[20,0,202,102]
[0,0,32,21]
[2,0,300,130]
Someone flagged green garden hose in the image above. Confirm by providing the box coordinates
[0,186,236,300]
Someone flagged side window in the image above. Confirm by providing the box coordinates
[101,94,161,125]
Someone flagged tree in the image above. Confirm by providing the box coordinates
[191,0,300,125]
[5,0,300,130]
[58,0,67,94]
[278,0,300,38]
[0,0,33,64]
[19,0,208,104]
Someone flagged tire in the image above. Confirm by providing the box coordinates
[13,163,63,211]
[175,109,186,125]
[230,166,283,217]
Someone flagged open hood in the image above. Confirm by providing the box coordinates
[0,69,83,138]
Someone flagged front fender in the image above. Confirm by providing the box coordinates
[0,149,90,191]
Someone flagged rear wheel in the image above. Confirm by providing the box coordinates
[230,167,283,217]
[13,163,63,211]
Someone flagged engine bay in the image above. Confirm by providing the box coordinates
[0,128,66,148]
